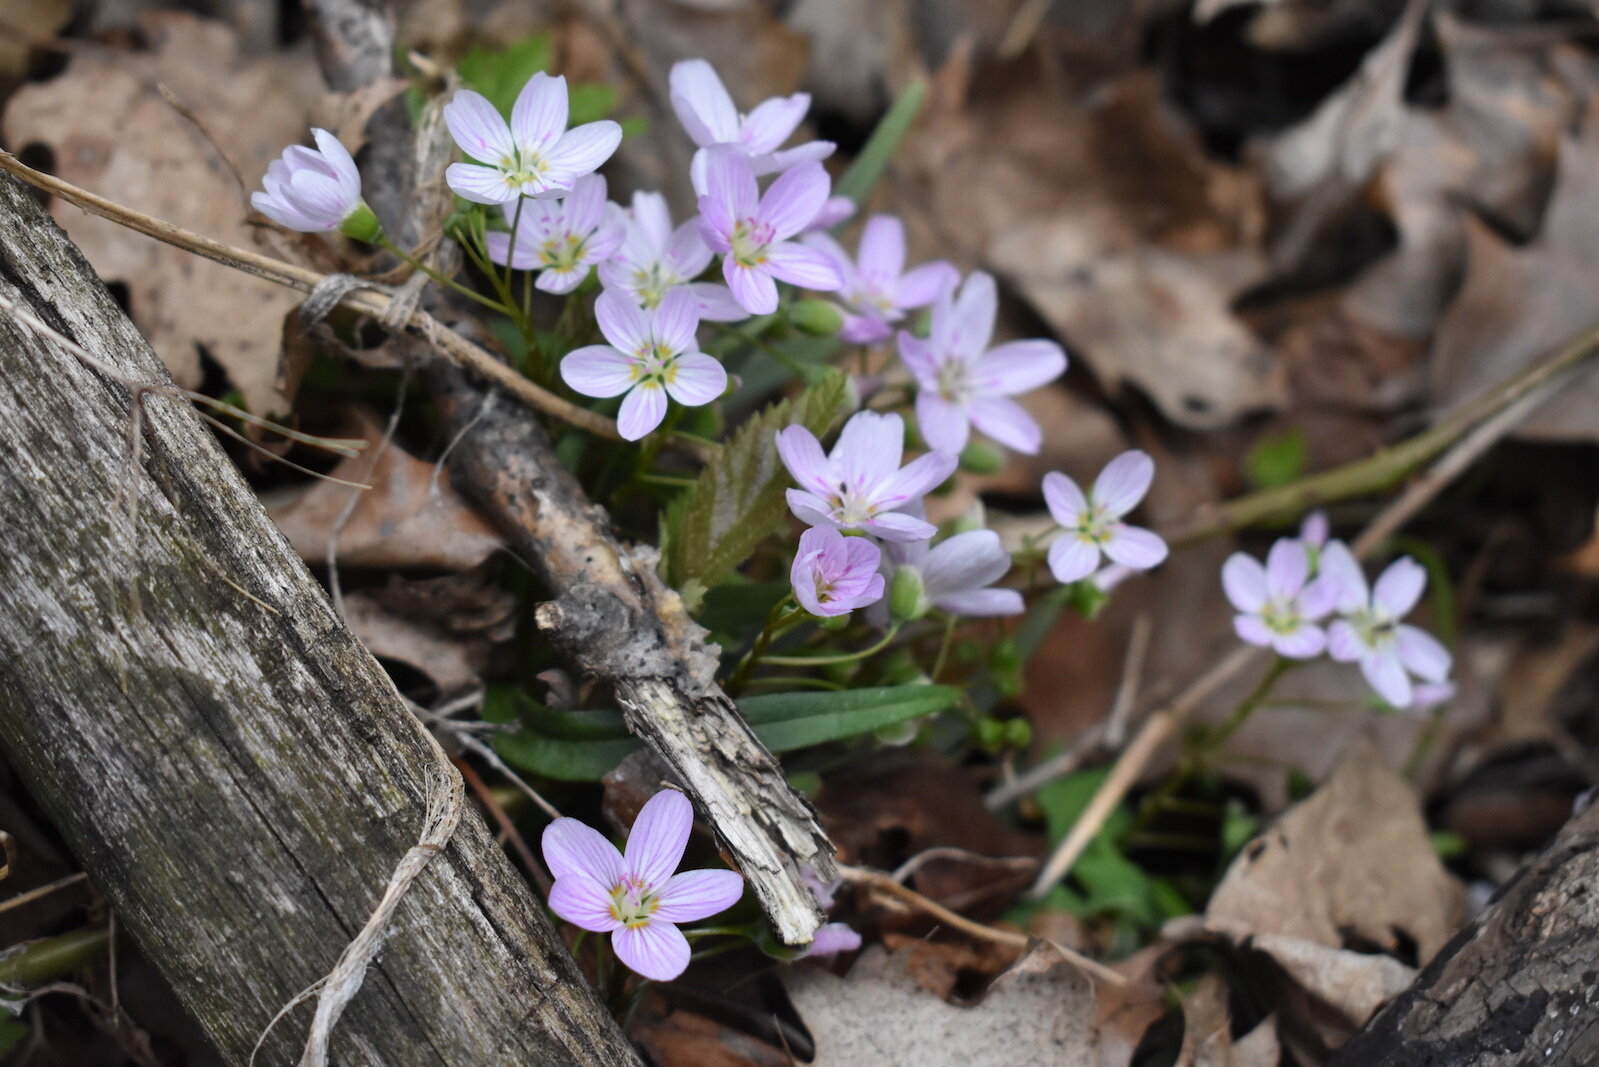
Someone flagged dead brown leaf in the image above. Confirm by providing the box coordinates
[262,410,502,571]
[1177,974,1281,1067]
[896,64,1283,430]
[1206,737,1464,958]
[341,568,515,695]
[2,11,325,415]
[785,942,1104,1067]
[1430,100,1599,441]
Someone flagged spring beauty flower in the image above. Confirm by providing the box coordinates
[485,175,625,293]
[1043,451,1168,583]
[444,72,622,205]
[790,527,885,617]
[561,288,727,440]
[776,411,956,543]
[669,59,835,192]
[600,191,747,321]
[898,272,1067,455]
[697,150,844,315]
[880,529,1023,621]
[253,129,381,239]
[803,923,863,959]
[1222,538,1340,658]
[802,215,958,344]
[1319,544,1452,708]
[543,790,744,982]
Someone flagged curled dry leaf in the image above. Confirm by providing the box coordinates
[785,942,1105,1067]
[342,568,515,695]
[1,11,326,415]
[262,410,502,571]
[1177,974,1281,1067]
[1204,738,1464,1055]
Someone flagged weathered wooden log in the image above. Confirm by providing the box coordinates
[0,171,642,1065]
[1331,797,1599,1066]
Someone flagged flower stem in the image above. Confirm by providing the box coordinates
[376,236,509,313]
[727,596,802,694]
[761,625,901,668]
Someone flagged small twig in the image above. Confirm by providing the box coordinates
[837,864,1125,987]
[888,847,1037,885]
[0,151,716,460]
[1026,328,1599,899]
[452,756,552,894]
[0,873,89,917]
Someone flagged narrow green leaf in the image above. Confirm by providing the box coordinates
[750,685,959,751]
[833,80,926,209]
[663,369,849,590]
[495,731,640,782]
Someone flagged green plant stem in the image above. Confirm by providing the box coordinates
[1127,657,1293,840]
[0,927,110,987]
[727,597,803,694]
[1161,316,1599,546]
[930,614,957,682]
[502,195,526,294]
[762,626,901,668]
[376,237,508,313]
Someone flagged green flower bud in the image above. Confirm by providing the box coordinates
[816,612,851,631]
[787,299,845,337]
[1003,718,1033,749]
[974,716,1006,751]
[888,567,928,623]
[958,442,1004,474]
[338,201,385,244]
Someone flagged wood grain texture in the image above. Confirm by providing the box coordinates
[0,171,641,1067]
[1332,798,1599,1066]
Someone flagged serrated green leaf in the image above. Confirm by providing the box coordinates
[457,35,552,117]
[833,80,926,210]
[663,370,849,590]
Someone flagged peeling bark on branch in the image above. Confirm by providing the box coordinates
[1332,799,1599,1066]
[0,172,640,1066]
[431,367,834,945]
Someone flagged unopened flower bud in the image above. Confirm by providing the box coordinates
[959,442,1003,474]
[788,299,845,336]
[888,567,927,623]
[338,201,385,244]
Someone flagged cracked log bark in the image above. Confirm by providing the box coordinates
[1331,798,1599,1066]
[0,172,641,1065]
[430,366,833,945]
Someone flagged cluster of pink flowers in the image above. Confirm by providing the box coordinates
[1222,513,1454,709]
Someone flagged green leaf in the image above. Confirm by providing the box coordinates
[568,82,618,125]
[458,35,553,117]
[495,731,640,782]
[492,684,960,782]
[834,80,926,209]
[663,369,850,590]
[1244,426,1307,490]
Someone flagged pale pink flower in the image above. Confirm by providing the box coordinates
[1043,451,1167,583]
[543,790,744,982]
[561,288,726,440]
[599,190,746,321]
[802,923,863,959]
[696,150,844,315]
[899,273,1067,455]
[808,196,857,232]
[791,527,885,617]
[1319,544,1453,708]
[1222,538,1340,659]
[253,129,373,235]
[777,411,956,543]
[803,215,958,344]
[485,174,625,293]
[444,73,622,204]
[669,59,835,192]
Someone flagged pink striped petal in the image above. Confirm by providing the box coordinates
[1264,537,1308,600]
[654,869,745,923]
[1221,553,1268,613]
[855,215,905,283]
[1373,557,1426,619]
[511,72,568,151]
[1362,650,1412,707]
[978,340,1067,396]
[652,287,701,354]
[613,920,691,982]
[548,877,621,933]
[617,383,668,440]
[625,790,694,889]
[664,353,726,406]
[968,395,1041,455]
[1233,613,1274,648]
[543,817,625,886]
[1102,525,1167,571]
[765,242,844,291]
[1396,624,1451,682]
[777,427,835,497]
[1274,624,1326,660]
[1042,471,1088,527]
[741,93,810,154]
[1092,451,1155,519]
[445,162,516,205]
[444,90,515,164]
[561,345,637,398]
[595,289,651,354]
[1048,535,1100,583]
[758,161,830,240]
[917,391,970,455]
[670,59,740,146]
[724,261,778,315]
[895,261,959,309]
[546,121,623,184]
